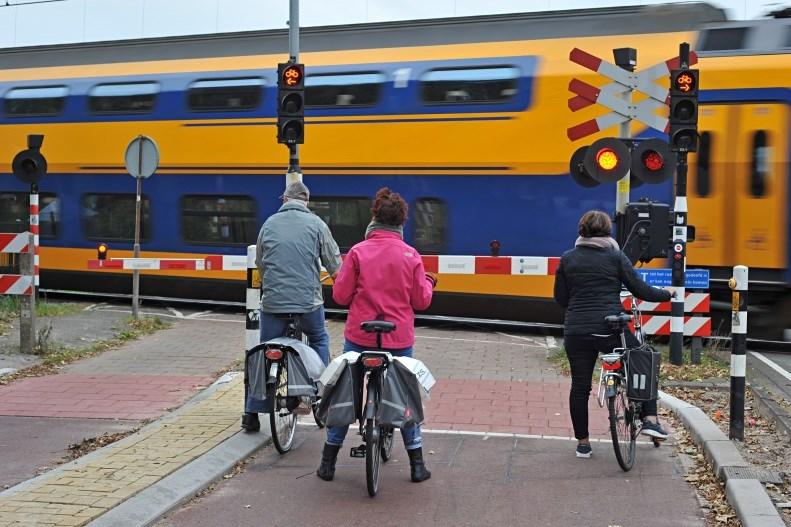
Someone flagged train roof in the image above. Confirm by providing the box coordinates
[0,3,726,69]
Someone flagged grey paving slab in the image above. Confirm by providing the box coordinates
[0,416,137,490]
[726,479,786,527]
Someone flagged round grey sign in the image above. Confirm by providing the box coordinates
[124,135,159,179]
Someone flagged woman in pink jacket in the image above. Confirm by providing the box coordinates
[316,187,437,484]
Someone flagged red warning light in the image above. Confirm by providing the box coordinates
[595,148,619,171]
[282,65,303,87]
[674,72,696,93]
[642,151,664,171]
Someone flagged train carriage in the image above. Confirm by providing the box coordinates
[1,2,790,336]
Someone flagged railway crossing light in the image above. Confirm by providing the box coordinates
[582,137,630,183]
[12,134,47,185]
[669,68,699,152]
[277,61,305,145]
[97,243,108,261]
[630,138,676,184]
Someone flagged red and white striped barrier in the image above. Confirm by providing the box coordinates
[0,231,32,296]
[0,233,31,254]
[622,293,711,337]
[30,193,39,287]
[88,256,248,271]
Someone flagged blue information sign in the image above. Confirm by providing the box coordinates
[635,268,710,289]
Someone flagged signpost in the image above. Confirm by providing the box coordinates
[124,135,159,319]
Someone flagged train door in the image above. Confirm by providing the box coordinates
[731,104,788,271]
[687,103,788,272]
[687,105,732,267]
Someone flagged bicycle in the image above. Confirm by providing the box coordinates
[596,295,663,472]
[243,314,323,454]
[348,320,396,497]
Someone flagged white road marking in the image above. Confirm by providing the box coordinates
[750,351,791,383]
[496,332,545,346]
[167,307,185,319]
[415,335,529,346]
[186,310,215,319]
[95,308,242,324]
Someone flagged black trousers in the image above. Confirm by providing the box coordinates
[564,333,658,440]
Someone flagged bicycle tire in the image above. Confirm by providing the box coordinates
[269,362,297,454]
[365,418,381,497]
[380,426,394,462]
[608,389,636,472]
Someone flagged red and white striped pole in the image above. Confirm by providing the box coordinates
[29,187,39,289]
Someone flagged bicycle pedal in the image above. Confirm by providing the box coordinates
[350,445,366,458]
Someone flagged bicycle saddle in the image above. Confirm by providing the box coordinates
[604,313,633,329]
[361,320,396,333]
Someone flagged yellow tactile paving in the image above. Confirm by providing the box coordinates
[0,377,244,527]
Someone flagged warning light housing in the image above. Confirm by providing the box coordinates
[596,148,619,171]
[277,62,305,145]
[97,243,108,261]
[582,137,630,183]
[669,68,699,152]
[630,138,675,184]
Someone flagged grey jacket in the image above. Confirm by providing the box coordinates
[256,200,342,313]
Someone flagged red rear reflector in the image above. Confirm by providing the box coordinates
[363,357,384,368]
[602,361,622,371]
[265,349,283,360]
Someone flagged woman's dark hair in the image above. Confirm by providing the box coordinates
[578,210,612,238]
[372,187,408,226]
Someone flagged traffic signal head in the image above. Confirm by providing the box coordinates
[569,145,599,187]
[631,138,676,184]
[669,68,699,153]
[582,137,630,183]
[12,149,47,184]
[97,243,108,261]
[277,62,305,145]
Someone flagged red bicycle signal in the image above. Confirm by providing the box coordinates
[674,72,695,93]
[282,64,303,87]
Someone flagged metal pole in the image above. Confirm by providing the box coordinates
[729,265,748,441]
[288,0,301,178]
[670,42,691,366]
[132,143,142,319]
[19,233,35,354]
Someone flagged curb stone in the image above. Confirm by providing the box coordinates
[659,390,785,527]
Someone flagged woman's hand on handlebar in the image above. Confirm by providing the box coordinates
[425,272,438,288]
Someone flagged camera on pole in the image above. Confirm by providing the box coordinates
[277,61,305,145]
[669,68,699,152]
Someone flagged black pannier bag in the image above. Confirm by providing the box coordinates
[316,362,363,427]
[376,360,425,428]
[625,345,661,401]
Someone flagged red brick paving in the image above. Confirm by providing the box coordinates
[424,378,613,439]
[0,374,211,420]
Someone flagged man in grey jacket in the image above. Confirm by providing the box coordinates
[243,180,341,432]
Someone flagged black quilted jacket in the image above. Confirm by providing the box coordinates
[554,245,672,336]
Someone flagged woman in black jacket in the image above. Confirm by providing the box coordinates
[554,210,672,458]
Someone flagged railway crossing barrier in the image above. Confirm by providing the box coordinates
[0,232,35,353]
[620,291,711,338]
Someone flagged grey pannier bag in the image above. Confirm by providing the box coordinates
[316,362,363,427]
[625,345,661,401]
[376,360,425,428]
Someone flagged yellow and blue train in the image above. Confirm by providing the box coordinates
[1,3,790,336]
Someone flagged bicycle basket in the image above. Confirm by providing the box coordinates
[624,345,660,401]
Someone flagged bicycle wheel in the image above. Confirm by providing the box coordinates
[608,389,637,472]
[365,419,381,497]
[380,426,394,462]
[269,362,297,454]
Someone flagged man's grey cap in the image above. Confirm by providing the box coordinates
[281,181,310,200]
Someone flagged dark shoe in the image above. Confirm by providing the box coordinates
[576,443,592,458]
[316,443,341,481]
[407,447,432,483]
[241,412,260,433]
[641,420,669,440]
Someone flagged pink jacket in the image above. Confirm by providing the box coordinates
[332,230,434,349]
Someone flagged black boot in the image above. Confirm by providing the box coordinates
[316,443,341,481]
[407,447,431,483]
[241,412,260,432]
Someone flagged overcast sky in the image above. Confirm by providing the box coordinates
[0,0,783,49]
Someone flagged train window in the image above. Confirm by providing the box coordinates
[81,193,150,241]
[0,192,59,238]
[188,77,264,112]
[308,197,370,251]
[420,66,519,104]
[412,198,448,254]
[181,195,257,245]
[4,86,68,117]
[699,27,748,51]
[750,130,770,198]
[305,72,385,107]
[89,82,159,114]
[695,132,712,197]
